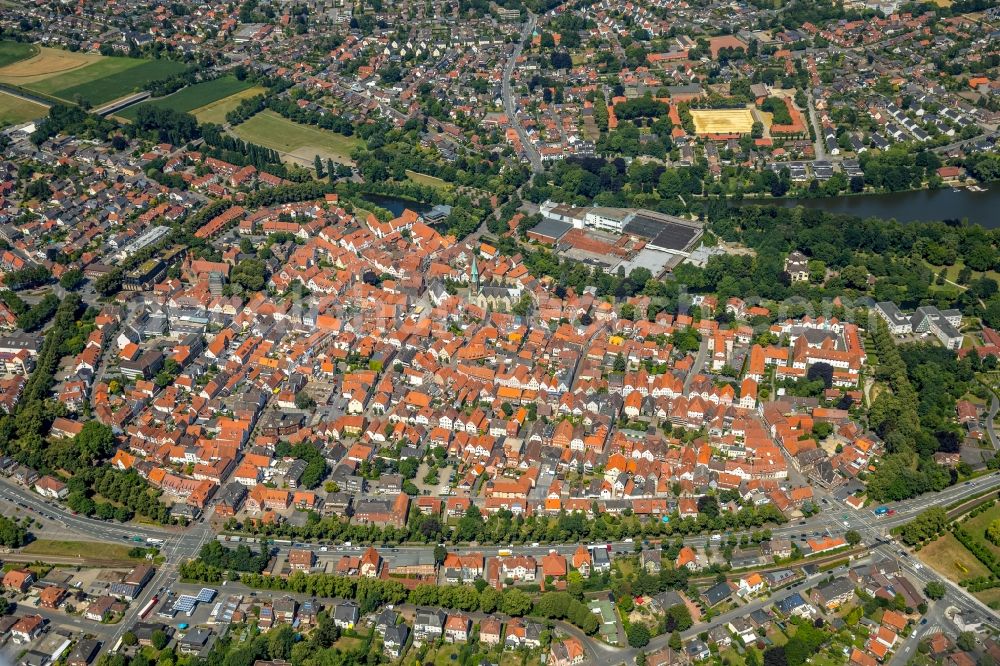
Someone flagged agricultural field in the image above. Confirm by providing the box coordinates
[917,530,991,583]
[0,45,100,85]
[191,85,266,125]
[117,76,254,121]
[690,108,755,135]
[231,110,362,166]
[0,53,186,106]
[0,41,38,68]
[0,91,48,127]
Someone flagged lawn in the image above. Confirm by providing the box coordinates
[0,91,47,127]
[21,539,138,561]
[332,636,364,652]
[917,532,991,583]
[404,643,463,666]
[117,76,254,120]
[0,41,38,68]
[406,169,451,189]
[25,57,187,106]
[232,110,362,166]
[191,85,266,125]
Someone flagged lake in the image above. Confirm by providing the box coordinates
[362,194,433,217]
[757,183,1000,229]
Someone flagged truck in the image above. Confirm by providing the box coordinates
[873,506,889,517]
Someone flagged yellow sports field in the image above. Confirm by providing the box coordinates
[691,108,755,135]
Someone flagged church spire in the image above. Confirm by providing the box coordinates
[471,253,480,293]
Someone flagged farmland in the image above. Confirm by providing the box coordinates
[191,85,267,125]
[0,41,38,68]
[0,45,99,84]
[231,110,362,166]
[0,91,48,127]
[690,108,755,135]
[117,76,254,121]
[1,55,187,106]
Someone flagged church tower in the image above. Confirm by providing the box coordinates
[470,253,480,294]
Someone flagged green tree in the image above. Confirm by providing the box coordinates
[923,581,946,600]
[628,623,651,648]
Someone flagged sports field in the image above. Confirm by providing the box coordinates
[191,85,266,124]
[0,91,48,127]
[0,52,186,106]
[0,41,38,68]
[691,108,755,135]
[232,110,362,166]
[117,76,254,120]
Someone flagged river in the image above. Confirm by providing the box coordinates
[757,183,1000,229]
[362,194,433,217]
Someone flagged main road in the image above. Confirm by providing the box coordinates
[502,13,542,173]
[8,469,1000,559]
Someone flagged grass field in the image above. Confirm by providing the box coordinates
[691,108,755,135]
[406,169,450,189]
[232,110,362,166]
[962,503,1000,557]
[0,41,38,68]
[0,91,48,127]
[21,539,137,561]
[974,586,1000,608]
[925,259,1000,290]
[917,532,991,583]
[14,57,186,106]
[117,76,254,121]
[191,85,266,124]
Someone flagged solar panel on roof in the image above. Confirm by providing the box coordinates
[196,588,217,603]
[171,595,197,612]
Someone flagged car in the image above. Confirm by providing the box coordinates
[920,619,927,625]
[623,538,633,543]
[965,481,972,486]
[531,542,540,547]
[887,509,896,516]
[319,546,328,552]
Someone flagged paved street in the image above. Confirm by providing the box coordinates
[502,14,541,173]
